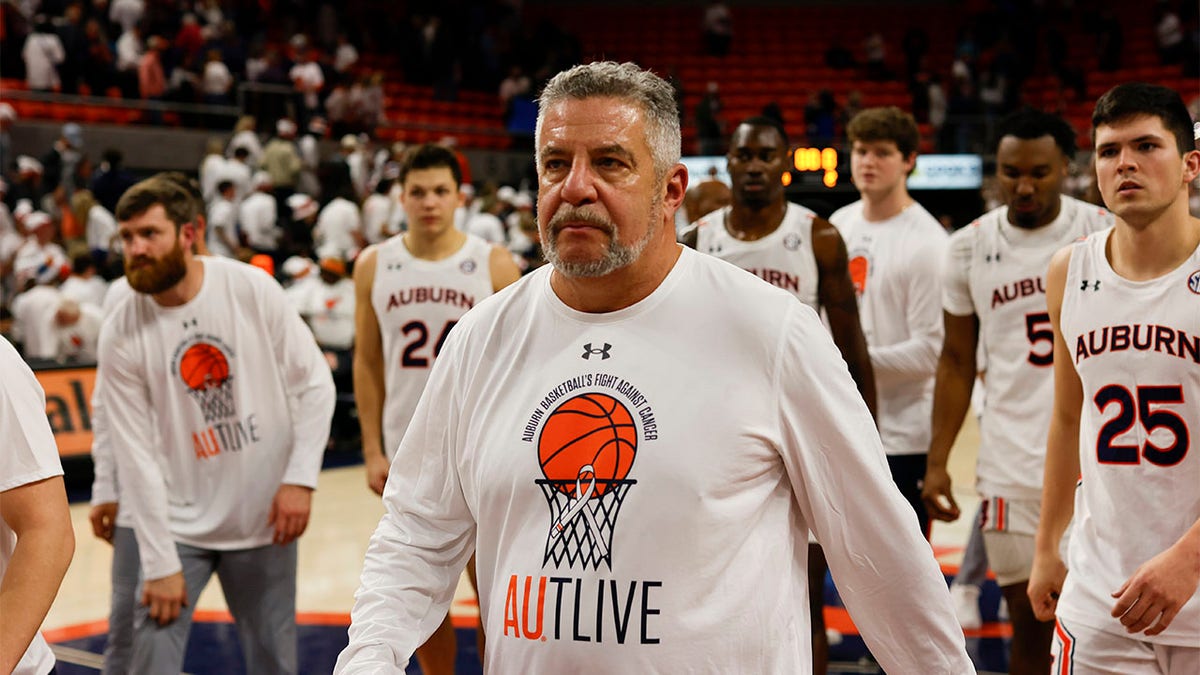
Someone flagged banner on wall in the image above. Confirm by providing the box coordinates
[36,365,96,457]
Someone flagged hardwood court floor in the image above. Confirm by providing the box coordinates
[42,417,1006,673]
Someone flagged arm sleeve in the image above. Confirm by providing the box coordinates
[334,330,476,673]
[88,375,119,505]
[867,235,947,381]
[98,325,182,579]
[774,305,973,674]
[261,276,336,488]
[942,227,976,317]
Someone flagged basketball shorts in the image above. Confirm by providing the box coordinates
[1053,617,1200,675]
[979,495,1039,587]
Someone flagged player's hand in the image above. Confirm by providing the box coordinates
[142,572,188,626]
[1028,551,1068,622]
[268,484,313,545]
[920,467,960,522]
[88,502,119,543]
[365,451,390,496]
[1110,540,1200,636]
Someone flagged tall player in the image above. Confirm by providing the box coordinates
[921,109,1113,675]
[1029,83,1200,673]
[830,106,947,539]
[683,115,876,674]
[98,176,335,673]
[352,143,521,675]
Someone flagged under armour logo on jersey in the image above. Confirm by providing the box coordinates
[182,318,198,330]
[985,252,1001,263]
[581,343,612,360]
[386,262,403,272]
[1188,269,1200,295]
[1080,279,1100,291]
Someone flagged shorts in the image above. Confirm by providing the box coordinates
[979,495,1040,586]
[1053,617,1200,674]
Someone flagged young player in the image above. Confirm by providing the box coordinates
[1029,83,1200,673]
[922,109,1114,674]
[352,143,520,674]
[830,106,947,539]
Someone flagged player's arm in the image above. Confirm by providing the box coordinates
[352,246,390,495]
[261,269,336,544]
[922,311,978,522]
[867,236,945,381]
[776,304,972,673]
[99,328,188,625]
[1029,246,1081,622]
[335,327,477,674]
[0,475,73,674]
[812,217,876,417]
[488,243,522,292]
[88,378,120,543]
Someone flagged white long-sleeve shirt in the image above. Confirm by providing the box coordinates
[830,200,947,456]
[336,248,972,674]
[98,258,335,580]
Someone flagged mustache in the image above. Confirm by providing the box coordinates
[546,206,615,235]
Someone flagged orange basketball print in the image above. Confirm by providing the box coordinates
[179,342,230,391]
[538,392,638,497]
[848,255,869,295]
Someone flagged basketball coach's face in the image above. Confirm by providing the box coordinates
[119,203,196,295]
[536,96,667,277]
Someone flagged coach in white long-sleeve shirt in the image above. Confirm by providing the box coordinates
[336,62,972,675]
[98,176,335,674]
[830,106,947,539]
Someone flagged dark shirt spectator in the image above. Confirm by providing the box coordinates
[89,149,136,213]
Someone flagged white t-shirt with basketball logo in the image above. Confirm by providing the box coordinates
[336,248,972,674]
[944,196,1113,502]
[0,335,62,675]
[1057,230,1200,646]
[97,257,336,580]
[370,233,495,459]
[691,203,820,309]
[830,200,947,456]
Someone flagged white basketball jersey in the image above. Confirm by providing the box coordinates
[693,203,820,309]
[371,234,495,458]
[944,196,1113,502]
[1058,229,1200,645]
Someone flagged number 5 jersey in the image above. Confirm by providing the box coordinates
[944,195,1113,506]
[1059,228,1200,645]
[371,233,496,459]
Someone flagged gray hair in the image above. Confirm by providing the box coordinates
[536,61,681,179]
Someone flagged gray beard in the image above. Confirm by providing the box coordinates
[543,198,659,278]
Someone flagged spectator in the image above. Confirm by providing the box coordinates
[174,13,204,61]
[313,163,363,261]
[261,119,302,198]
[22,17,66,92]
[324,82,351,138]
[11,157,46,210]
[297,256,355,353]
[333,33,358,74]
[81,18,115,96]
[71,189,118,261]
[107,0,143,35]
[137,35,166,102]
[201,48,234,105]
[702,1,733,57]
[56,3,87,94]
[804,89,837,147]
[240,171,280,260]
[227,116,263,169]
[114,24,143,98]
[1094,9,1124,72]
[361,173,398,245]
[59,250,109,309]
[0,104,16,181]
[695,81,725,155]
[207,180,240,258]
[863,31,892,81]
[10,256,69,360]
[41,123,85,198]
[289,48,325,127]
[51,297,103,362]
[199,137,228,204]
[286,192,319,258]
[1155,3,1185,64]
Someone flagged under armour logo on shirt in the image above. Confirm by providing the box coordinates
[581,343,612,360]
[182,318,198,330]
[1080,279,1100,291]
[985,252,1001,263]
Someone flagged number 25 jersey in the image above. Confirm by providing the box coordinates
[1059,229,1200,645]
[372,234,495,459]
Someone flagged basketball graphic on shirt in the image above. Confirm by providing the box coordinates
[179,342,230,391]
[538,392,637,497]
[848,254,869,295]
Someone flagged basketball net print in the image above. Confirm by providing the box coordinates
[178,341,237,423]
[536,392,638,571]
